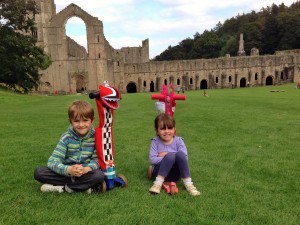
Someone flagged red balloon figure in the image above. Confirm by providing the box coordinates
[89,82,127,190]
[150,84,186,195]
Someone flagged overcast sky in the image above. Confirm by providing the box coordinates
[54,0,296,59]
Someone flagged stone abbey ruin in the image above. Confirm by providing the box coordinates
[35,0,300,94]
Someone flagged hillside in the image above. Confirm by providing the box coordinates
[153,1,300,61]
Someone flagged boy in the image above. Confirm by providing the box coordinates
[34,100,104,193]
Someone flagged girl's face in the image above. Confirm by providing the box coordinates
[156,122,175,144]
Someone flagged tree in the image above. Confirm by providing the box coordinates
[240,22,262,54]
[178,38,194,59]
[277,11,300,50]
[193,30,221,58]
[152,1,300,61]
[220,35,238,56]
[261,4,280,54]
[0,0,51,93]
[154,45,184,61]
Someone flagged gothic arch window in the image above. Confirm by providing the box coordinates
[65,16,88,54]
[255,73,258,80]
[75,75,86,93]
[190,78,193,85]
[177,79,180,85]
[240,78,246,87]
[266,76,273,85]
[200,80,208,89]
[164,79,167,85]
[126,82,137,93]
[150,81,155,92]
[229,76,232,83]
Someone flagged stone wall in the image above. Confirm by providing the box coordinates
[67,37,87,58]
[34,0,300,95]
[122,52,299,92]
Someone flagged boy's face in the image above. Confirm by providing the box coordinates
[156,122,175,144]
[70,117,94,137]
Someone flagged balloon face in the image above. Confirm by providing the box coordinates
[98,85,121,110]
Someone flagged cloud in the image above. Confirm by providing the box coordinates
[55,0,297,58]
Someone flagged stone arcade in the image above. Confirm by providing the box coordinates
[35,0,300,94]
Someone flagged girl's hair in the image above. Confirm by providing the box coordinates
[68,100,94,122]
[154,113,175,130]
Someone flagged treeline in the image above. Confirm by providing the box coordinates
[153,1,300,61]
[0,0,51,93]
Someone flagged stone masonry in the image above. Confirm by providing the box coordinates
[35,0,300,94]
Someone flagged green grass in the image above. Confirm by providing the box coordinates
[0,84,299,225]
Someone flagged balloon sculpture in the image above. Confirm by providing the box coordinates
[89,82,127,190]
[151,84,186,116]
[149,84,186,195]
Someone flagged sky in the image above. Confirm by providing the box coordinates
[54,0,296,59]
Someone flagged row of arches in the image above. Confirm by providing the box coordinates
[39,74,274,94]
[126,76,275,93]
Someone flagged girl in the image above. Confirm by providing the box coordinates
[149,113,200,196]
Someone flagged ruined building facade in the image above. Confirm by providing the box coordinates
[35,0,300,94]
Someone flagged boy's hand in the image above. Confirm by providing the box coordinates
[82,166,92,174]
[68,164,92,177]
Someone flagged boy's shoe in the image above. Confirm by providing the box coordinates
[149,184,161,194]
[90,180,107,193]
[40,184,64,193]
[115,174,128,188]
[185,184,201,196]
[85,188,92,194]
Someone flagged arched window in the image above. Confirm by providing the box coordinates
[65,16,88,54]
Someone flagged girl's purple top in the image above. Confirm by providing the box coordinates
[149,136,188,165]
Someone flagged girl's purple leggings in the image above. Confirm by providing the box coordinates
[152,151,191,182]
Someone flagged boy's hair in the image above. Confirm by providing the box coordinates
[68,100,94,122]
[154,113,175,130]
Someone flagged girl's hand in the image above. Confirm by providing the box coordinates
[158,152,168,157]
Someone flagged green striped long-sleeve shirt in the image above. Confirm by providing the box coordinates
[47,125,100,176]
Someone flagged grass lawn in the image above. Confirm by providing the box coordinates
[0,84,299,225]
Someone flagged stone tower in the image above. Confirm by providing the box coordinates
[237,33,246,56]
